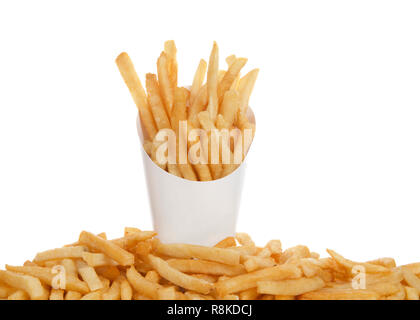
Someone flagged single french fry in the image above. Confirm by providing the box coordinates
[197,111,224,179]
[218,58,247,102]
[219,90,240,128]
[0,270,49,300]
[226,55,241,90]
[145,73,171,130]
[120,279,133,300]
[206,42,219,122]
[116,52,157,140]
[214,237,236,248]
[8,290,29,300]
[126,266,161,300]
[33,246,85,262]
[49,289,64,300]
[154,242,241,265]
[238,68,259,112]
[65,290,82,300]
[5,265,89,293]
[172,87,198,181]
[76,260,103,292]
[167,259,246,276]
[157,52,174,115]
[215,265,302,296]
[257,277,325,296]
[171,87,188,132]
[164,40,178,90]
[79,231,134,266]
[148,255,213,294]
[190,59,207,105]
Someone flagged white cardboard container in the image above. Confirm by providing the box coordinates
[136,109,255,246]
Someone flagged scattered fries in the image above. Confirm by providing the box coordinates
[0,229,419,300]
[116,41,257,181]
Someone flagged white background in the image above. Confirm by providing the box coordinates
[1,0,419,267]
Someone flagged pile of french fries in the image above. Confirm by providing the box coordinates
[1,228,419,300]
[116,41,257,181]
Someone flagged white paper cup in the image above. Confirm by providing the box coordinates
[136,108,255,246]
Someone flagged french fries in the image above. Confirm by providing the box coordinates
[76,260,103,292]
[116,41,257,181]
[167,259,246,276]
[0,270,48,300]
[154,241,240,265]
[34,246,85,262]
[115,52,157,140]
[218,57,247,103]
[126,266,161,300]
[1,227,419,300]
[157,52,174,115]
[257,277,325,296]
[79,231,134,266]
[206,42,219,122]
[190,59,207,105]
[145,73,172,130]
[148,255,213,294]
[5,264,89,293]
